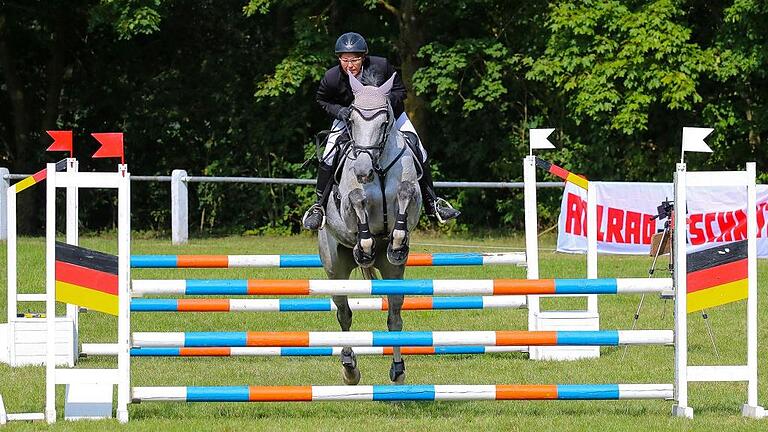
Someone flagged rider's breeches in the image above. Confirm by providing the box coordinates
[322,113,427,163]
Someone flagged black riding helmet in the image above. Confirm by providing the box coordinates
[335,32,368,55]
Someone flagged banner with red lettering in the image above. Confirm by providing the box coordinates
[556,182,768,257]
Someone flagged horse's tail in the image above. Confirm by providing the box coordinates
[360,267,380,280]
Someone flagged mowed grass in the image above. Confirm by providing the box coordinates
[1,233,766,431]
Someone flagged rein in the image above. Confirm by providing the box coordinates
[346,104,409,235]
[347,104,390,158]
[373,143,409,235]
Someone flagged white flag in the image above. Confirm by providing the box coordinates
[682,127,713,153]
[529,128,556,150]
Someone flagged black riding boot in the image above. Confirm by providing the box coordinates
[302,162,334,230]
[419,158,460,223]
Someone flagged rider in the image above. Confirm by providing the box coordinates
[302,31,461,230]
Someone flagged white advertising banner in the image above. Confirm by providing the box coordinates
[556,181,768,257]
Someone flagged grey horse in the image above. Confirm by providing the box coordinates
[318,71,422,385]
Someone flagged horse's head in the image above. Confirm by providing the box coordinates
[346,71,397,184]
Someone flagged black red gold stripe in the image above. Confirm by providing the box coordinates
[55,242,119,315]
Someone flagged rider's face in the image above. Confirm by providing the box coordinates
[339,53,364,77]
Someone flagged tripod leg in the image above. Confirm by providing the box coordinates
[625,225,670,361]
[700,309,720,359]
[621,294,646,361]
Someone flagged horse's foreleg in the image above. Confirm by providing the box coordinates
[387,181,417,265]
[387,294,406,384]
[348,188,376,267]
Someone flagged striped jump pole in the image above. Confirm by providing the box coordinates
[132,384,674,402]
[132,330,673,348]
[130,296,527,312]
[81,344,527,357]
[131,278,672,297]
[130,252,526,268]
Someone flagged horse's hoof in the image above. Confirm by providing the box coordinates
[387,243,409,266]
[341,347,361,385]
[387,229,409,265]
[353,244,375,268]
[389,360,406,384]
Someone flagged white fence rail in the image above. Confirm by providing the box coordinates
[0,168,563,244]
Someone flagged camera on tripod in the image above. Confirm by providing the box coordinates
[627,198,719,361]
[649,199,674,257]
[651,199,674,221]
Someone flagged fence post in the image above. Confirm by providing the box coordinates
[0,168,8,241]
[171,169,188,244]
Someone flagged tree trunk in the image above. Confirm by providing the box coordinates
[744,97,761,153]
[0,14,31,167]
[41,23,66,140]
[1,11,71,233]
[394,0,430,145]
[0,13,41,233]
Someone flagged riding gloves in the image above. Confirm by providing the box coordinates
[336,106,352,121]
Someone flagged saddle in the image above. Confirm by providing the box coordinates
[400,131,425,180]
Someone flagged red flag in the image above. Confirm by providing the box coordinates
[91,132,124,164]
[46,130,73,156]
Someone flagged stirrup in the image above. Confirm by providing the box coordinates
[302,204,326,230]
[433,197,459,223]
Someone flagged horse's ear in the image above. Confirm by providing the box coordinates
[379,72,396,95]
[348,72,365,94]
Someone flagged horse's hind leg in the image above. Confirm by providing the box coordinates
[333,294,361,385]
[329,251,361,385]
[387,181,417,265]
[379,264,406,384]
[386,294,406,384]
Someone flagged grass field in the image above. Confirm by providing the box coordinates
[1,233,766,431]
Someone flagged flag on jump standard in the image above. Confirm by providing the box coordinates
[91,132,125,164]
[529,128,556,151]
[681,127,714,155]
[12,130,75,192]
[45,130,73,156]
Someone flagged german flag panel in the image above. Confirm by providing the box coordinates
[686,240,748,313]
[55,242,119,315]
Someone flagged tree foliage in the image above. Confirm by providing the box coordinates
[1,0,766,235]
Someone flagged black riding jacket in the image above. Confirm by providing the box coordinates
[316,56,407,121]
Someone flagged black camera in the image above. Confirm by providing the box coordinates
[651,199,674,221]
